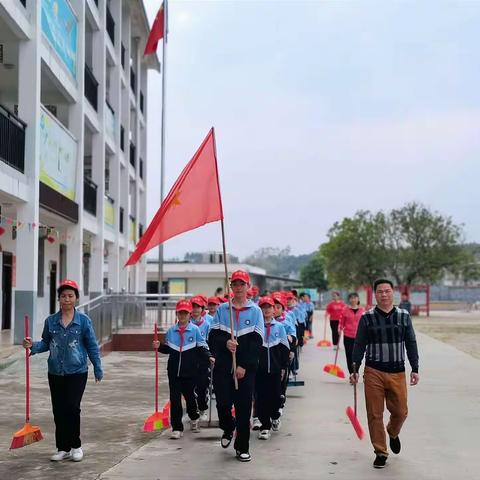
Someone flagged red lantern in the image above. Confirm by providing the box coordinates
[0,226,5,236]
[47,235,55,244]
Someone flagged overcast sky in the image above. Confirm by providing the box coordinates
[144,0,480,260]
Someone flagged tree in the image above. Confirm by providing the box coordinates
[300,253,328,290]
[319,202,471,288]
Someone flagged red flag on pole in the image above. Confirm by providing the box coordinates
[125,128,224,266]
[144,2,165,55]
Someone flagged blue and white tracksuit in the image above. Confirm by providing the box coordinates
[191,316,212,412]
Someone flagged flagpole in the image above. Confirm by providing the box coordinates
[158,0,168,320]
[212,128,238,390]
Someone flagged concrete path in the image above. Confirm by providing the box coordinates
[1,319,479,479]
[99,330,480,480]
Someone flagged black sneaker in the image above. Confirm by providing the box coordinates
[389,435,401,454]
[221,432,233,449]
[236,451,251,462]
[373,455,387,469]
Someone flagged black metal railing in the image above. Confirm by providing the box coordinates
[139,158,143,179]
[120,125,125,151]
[121,43,126,70]
[83,177,97,216]
[0,104,26,173]
[106,6,115,45]
[129,141,136,167]
[119,207,124,233]
[140,91,144,114]
[84,64,98,110]
[130,69,136,93]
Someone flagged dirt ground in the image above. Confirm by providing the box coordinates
[414,310,480,360]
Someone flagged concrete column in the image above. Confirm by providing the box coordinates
[14,0,41,343]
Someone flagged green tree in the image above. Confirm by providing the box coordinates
[300,253,328,290]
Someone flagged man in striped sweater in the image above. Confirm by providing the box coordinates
[351,279,420,469]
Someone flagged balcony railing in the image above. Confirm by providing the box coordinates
[84,64,98,111]
[130,69,136,93]
[0,104,26,173]
[105,100,115,141]
[106,6,115,45]
[83,177,97,216]
[129,141,136,167]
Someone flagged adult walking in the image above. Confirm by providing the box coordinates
[208,270,263,462]
[351,279,419,469]
[338,292,364,375]
[325,291,345,347]
[22,280,103,462]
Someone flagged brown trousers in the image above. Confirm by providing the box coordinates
[364,367,408,456]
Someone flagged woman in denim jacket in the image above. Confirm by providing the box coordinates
[23,279,103,462]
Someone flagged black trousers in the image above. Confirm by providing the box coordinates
[343,336,355,374]
[213,368,255,454]
[169,376,199,432]
[48,372,88,452]
[305,311,313,334]
[255,370,282,430]
[195,368,210,412]
[330,320,340,346]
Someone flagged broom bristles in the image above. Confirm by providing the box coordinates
[143,412,164,432]
[10,423,43,449]
[317,339,332,347]
[323,364,346,378]
[346,406,365,439]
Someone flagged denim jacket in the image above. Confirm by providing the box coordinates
[30,309,103,379]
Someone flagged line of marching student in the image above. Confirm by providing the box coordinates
[153,270,314,462]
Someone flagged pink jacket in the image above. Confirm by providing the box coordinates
[339,307,365,339]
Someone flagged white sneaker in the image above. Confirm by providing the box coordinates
[278,408,283,417]
[50,450,72,461]
[199,410,208,422]
[258,429,271,440]
[71,447,83,462]
[272,418,282,431]
[191,419,200,433]
[170,430,183,440]
[252,417,262,430]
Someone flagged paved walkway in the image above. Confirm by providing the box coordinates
[1,319,479,479]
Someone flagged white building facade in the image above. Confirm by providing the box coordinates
[0,0,159,344]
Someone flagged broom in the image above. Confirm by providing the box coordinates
[346,363,365,439]
[143,323,163,432]
[10,315,43,449]
[316,316,332,347]
[323,331,345,378]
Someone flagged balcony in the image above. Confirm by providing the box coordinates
[83,177,97,216]
[129,141,136,167]
[104,195,115,227]
[105,100,115,141]
[130,69,136,94]
[0,104,26,173]
[84,64,98,111]
[106,6,115,45]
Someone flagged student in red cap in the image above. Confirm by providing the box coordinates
[190,295,212,421]
[255,297,290,440]
[209,270,263,462]
[23,280,102,462]
[153,300,214,439]
[207,296,221,317]
[325,291,346,347]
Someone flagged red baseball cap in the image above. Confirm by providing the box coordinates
[231,270,250,284]
[207,296,221,305]
[58,279,80,296]
[176,300,193,313]
[272,293,286,308]
[246,288,254,298]
[191,295,207,307]
[285,291,295,300]
[251,286,260,294]
[259,296,275,307]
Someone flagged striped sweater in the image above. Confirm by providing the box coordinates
[352,306,419,373]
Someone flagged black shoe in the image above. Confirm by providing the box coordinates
[221,432,233,449]
[373,455,387,469]
[236,451,251,462]
[389,435,401,454]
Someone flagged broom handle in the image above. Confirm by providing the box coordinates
[353,362,358,416]
[154,323,159,413]
[333,331,342,365]
[25,315,30,424]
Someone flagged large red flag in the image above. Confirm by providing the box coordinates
[144,3,165,55]
[125,128,224,266]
